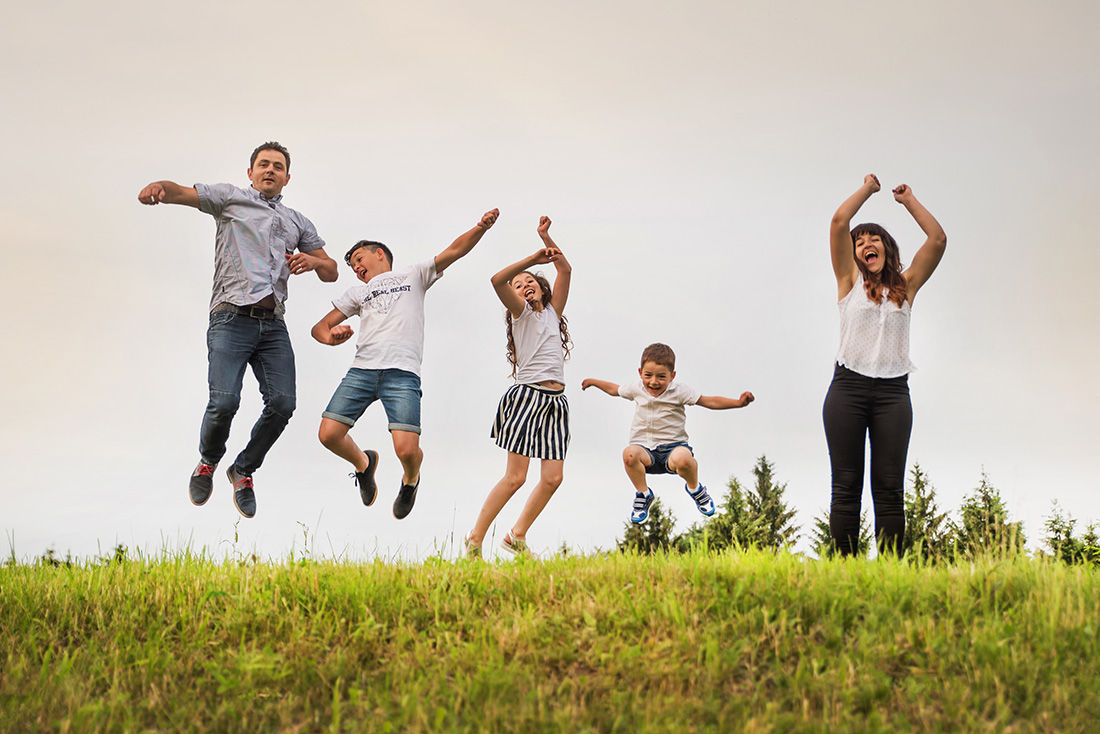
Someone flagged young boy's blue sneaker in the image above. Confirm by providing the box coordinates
[686,483,715,516]
[227,466,256,519]
[631,488,655,523]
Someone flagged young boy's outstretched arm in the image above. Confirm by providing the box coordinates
[311,308,354,346]
[581,379,621,397]
[697,392,755,409]
[435,208,499,273]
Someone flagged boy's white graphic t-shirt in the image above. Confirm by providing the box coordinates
[618,381,702,448]
[332,259,442,377]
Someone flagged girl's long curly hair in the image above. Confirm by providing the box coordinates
[851,222,908,308]
[505,271,572,378]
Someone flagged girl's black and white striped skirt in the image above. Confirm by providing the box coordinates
[491,383,570,460]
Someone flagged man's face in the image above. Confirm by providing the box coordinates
[248,149,290,197]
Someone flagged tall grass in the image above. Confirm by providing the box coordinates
[2,550,1098,732]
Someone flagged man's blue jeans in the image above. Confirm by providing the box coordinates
[199,310,296,475]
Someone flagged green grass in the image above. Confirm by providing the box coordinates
[2,549,1099,733]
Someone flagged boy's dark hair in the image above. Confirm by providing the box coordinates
[250,141,291,171]
[640,343,676,371]
[344,240,394,267]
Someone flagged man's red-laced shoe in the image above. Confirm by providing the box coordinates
[189,461,217,506]
[227,466,256,518]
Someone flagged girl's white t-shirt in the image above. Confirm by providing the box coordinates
[332,259,442,377]
[512,303,566,384]
[835,274,915,378]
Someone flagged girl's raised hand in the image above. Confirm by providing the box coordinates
[892,184,913,204]
[864,174,881,193]
[537,215,552,237]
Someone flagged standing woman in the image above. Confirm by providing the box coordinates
[465,216,572,559]
[824,174,947,555]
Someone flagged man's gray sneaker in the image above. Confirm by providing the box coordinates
[393,475,420,519]
[189,461,217,506]
[353,450,379,506]
[227,466,256,518]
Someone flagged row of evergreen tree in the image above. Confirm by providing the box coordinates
[618,456,1100,564]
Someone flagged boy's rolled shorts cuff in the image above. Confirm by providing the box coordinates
[320,412,422,435]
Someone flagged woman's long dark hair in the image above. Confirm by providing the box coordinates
[851,222,908,307]
[504,271,572,378]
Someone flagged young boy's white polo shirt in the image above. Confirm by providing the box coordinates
[332,259,441,376]
[618,381,702,448]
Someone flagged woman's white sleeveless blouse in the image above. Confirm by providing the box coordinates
[835,274,915,378]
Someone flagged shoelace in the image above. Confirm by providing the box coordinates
[232,475,254,490]
[196,464,215,477]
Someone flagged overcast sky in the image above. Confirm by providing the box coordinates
[2,0,1098,562]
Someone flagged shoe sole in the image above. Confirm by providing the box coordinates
[360,450,379,507]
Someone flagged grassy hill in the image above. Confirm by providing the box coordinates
[2,549,1098,732]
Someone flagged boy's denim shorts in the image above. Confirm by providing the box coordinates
[640,441,694,475]
[323,368,423,434]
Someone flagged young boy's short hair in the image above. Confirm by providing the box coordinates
[640,343,676,371]
[345,240,394,267]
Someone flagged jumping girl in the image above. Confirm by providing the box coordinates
[825,174,947,555]
[465,216,572,559]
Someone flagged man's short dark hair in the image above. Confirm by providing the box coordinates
[345,240,394,267]
[640,343,676,371]
[250,141,291,171]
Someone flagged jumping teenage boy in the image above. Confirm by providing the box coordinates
[582,343,754,523]
[137,141,338,518]
[312,208,500,519]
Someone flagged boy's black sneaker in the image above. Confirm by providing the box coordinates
[227,466,256,518]
[189,461,217,506]
[353,450,380,506]
[393,475,420,519]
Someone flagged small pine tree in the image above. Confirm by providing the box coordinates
[744,455,800,551]
[1081,523,1100,566]
[951,470,1026,557]
[903,463,950,561]
[812,509,873,558]
[684,476,755,552]
[1044,501,1086,565]
[618,496,677,554]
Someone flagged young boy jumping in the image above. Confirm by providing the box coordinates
[581,342,754,523]
[312,208,499,519]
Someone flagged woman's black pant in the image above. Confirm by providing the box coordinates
[822,363,912,556]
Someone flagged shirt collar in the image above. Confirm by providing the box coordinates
[248,185,283,206]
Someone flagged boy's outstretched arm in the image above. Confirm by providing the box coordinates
[697,392,755,409]
[311,308,354,346]
[435,208,499,273]
[581,379,620,397]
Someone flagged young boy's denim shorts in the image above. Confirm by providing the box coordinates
[640,441,694,475]
[323,368,423,434]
